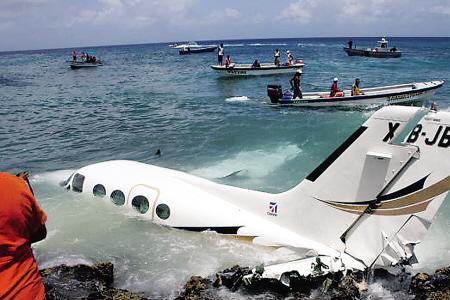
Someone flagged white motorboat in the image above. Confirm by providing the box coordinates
[211,61,305,77]
[64,105,450,284]
[69,50,102,69]
[267,81,444,108]
[69,61,102,69]
[170,41,215,49]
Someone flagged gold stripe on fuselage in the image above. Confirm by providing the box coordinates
[319,174,450,216]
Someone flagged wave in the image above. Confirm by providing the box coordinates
[224,44,245,47]
[248,43,287,46]
[225,96,250,102]
[31,169,74,186]
[297,43,333,47]
[191,144,302,179]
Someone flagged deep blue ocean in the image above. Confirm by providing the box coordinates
[1,37,450,299]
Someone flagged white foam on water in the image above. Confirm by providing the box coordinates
[368,282,395,299]
[223,43,244,47]
[31,169,74,185]
[248,43,287,46]
[191,143,302,179]
[225,96,250,102]
[297,43,329,47]
[362,109,376,118]
[38,255,94,270]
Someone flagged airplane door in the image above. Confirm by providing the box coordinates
[127,185,159,220]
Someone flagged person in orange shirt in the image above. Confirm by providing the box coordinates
[0,172,47,300]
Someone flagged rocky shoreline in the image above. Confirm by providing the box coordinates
[41,262,450,299]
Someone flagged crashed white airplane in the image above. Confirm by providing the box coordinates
[64,105,450,284]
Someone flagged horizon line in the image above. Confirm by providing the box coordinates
[1,35,449,54]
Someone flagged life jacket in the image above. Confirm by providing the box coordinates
[351,83,361,96]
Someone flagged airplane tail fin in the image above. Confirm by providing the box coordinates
[276,106,450,268]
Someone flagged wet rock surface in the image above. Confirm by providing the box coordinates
[178,264,450,299]
[40,262,148,300]
[410,266,450,300]
[41,262,450,299]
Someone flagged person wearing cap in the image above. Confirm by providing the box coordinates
[286,50,293,66]
[330,77,343,97]
[0,171,47,299]
[351,78,364,96]
[290,70,302,99]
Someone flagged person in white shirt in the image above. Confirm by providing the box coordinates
[286,50,293,65]
[218,43,224,66]
[274,49,280,66]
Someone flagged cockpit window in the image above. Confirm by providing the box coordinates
[93,184,106,197]
[110,190,125,206]
[72,173,85,193]
[132,195,149,214]
[61,172,74,187]
[156,204,170,220]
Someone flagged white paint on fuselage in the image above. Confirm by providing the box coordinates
[66,106,450,272]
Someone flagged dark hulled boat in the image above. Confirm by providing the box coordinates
[344,38,401,58]
[179,46,217,55]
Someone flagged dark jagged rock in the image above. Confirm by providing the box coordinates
[213,265,252,291]
[330,275,361,300]
[87,288,148,300]
[40,262,147,300]
[410,266,450,300]
[209,265,361,299]
[175,276,214,300]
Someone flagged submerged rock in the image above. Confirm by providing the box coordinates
[40,262,147,300]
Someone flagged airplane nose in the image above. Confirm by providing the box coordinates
[60,172,74,189]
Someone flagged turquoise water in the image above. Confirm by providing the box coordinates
[1,37,450,298]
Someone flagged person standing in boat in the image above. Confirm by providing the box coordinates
[286,50,294,65]
[218,43,224,66]
[351,78,364,96]
[72,50,77,61]
[225,55,232,68]
[274,49,280,66]
[330,77,343,97]
[348,40,353,49]
[290,70,302,99]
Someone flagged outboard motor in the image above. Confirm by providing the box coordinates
[267,85,282,103]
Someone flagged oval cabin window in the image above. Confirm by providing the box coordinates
[132,195,149,214]
[156,204,170,220]
[93,184,106,197]
[110,190,125,206]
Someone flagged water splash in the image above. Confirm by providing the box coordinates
[225,96,250,102]
[191,144,302,179]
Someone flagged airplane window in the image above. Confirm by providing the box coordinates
[93,184,106,197]
[132,195,149,214]
[62,172,74,187]
[156,204,170,220]
[72,173,85,193]
[110,190,125,206]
